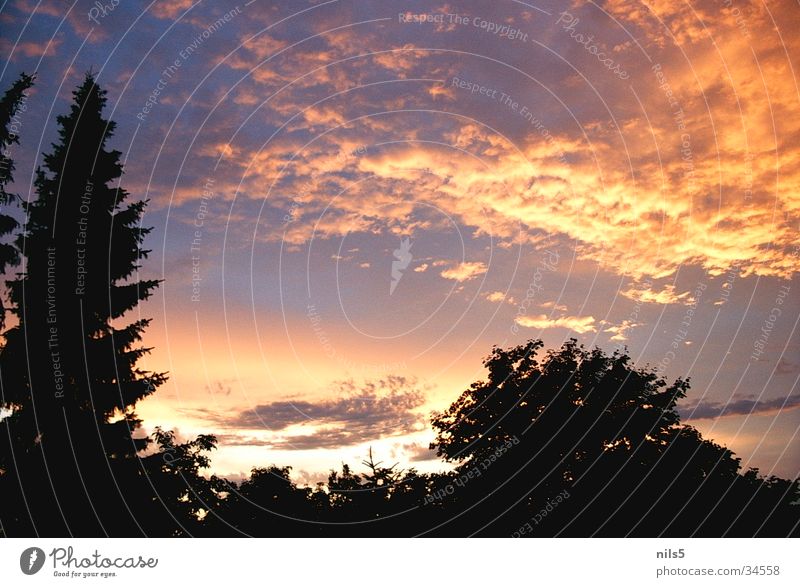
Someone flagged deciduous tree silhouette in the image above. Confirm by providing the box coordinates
[213,465,317,536]
[428,339,800,536]
[181,341,800,537]
[138,428,221,536]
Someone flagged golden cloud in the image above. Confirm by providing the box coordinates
[621,284,693,305]
[484,291,514,304]
[515,314,598,334]
[603,320,644,342]
[171,0,800,287]
[440,261,488,281]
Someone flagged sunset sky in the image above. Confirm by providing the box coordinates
[2,0,799,482]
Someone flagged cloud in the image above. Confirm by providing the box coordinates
[151,0,194,19]
[603,320,643,342]
[396,442,438,463]
[515,314,597,334]
[440,261,487,282]
[621,284,693,305]
[13,0,794,284]
[776,359,800,375]
[210,0,799,281]
[191,376,427,450]
[679,395,800,420]
[0,37,61,59]
[483,291,514,304]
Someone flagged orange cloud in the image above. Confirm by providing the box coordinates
[1,37,61,59]
[603,320,643,342]
[151,0,193,19]
[160,0,800,287]
[621,284,693,305]
[440,261,487,282]
[515,315,597,334]
[483,291,514,304]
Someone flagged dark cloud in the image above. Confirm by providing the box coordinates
[189,376,426,450]
[679,395,800,420]
[396,442,438,463]
[776,359,799,375]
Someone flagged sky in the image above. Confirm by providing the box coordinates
[1,0,799,482]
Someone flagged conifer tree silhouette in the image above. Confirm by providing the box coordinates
[0,75,164,535]
[0,72,34,329]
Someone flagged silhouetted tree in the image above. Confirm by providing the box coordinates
[0,72,34,328]
[429,339,800,536]
[313,450,433,535]
[326,450,401,521]
[0,72,795,538]
[0,74,164,535]
[215,465,317,536]
[159,339,800,537]
[137,428,221,536]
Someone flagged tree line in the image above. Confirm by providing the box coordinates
[0,74,797,537]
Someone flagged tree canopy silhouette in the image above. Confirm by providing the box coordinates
[180,340,800,537]
[0,74,172,535]
[428,339,800,536]
[0,74,796,538]
[0,72,34,329]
